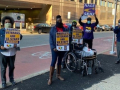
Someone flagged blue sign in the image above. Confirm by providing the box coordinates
[84,4,95,16]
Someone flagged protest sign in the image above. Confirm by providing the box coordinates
[4,28,20,49]
[56,32,69,51]
[72,29,83,44]
[84,4,95,16]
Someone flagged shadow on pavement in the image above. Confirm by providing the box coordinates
[2,54,120,90]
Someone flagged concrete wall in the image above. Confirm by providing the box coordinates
[38,5,52,24]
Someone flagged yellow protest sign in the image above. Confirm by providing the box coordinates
[4,28,20,48]
[56,32,69,51]
[72,29,83,43]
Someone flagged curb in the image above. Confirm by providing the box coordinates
[0,69,49,89]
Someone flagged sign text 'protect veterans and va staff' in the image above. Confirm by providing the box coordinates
[56,32,69,51]
[84,4,95,16]
[4,28,20,49]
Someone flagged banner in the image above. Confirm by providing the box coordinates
[4,28,20,49]
[56,32,69,51]
[72,29,83,44]
[84,4,95,16]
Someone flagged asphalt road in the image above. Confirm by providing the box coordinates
[20,31,113,48]
[2,54,120,90]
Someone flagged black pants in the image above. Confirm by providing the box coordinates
[0,53,16,84]
[83,39,93,49]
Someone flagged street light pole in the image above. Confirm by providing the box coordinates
[110,0,118,55]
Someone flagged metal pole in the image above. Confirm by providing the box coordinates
[110,0,117,54]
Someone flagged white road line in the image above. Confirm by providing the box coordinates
[21,44,49,49]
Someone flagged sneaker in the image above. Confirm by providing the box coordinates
[115,60,120,64]
[10,81,16,86]
[2,83,6,88]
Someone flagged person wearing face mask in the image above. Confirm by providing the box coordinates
[69,20,79,36]
[61,20,79,69]
[79,14,99,49]
[48,15,68,85]
[0,16,23,88]
[114,19,120,64]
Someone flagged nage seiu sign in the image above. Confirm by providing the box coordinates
[84,4,95,16]
[56,32,69,51]
[4,28,20,49]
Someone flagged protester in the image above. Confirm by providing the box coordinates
[114,19,120,64]
[48,15,68,85]
[61,20,80,69]
[0,16,23,88]
[79,14,99,49]
[69,20,79,36]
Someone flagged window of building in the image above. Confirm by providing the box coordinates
[109,2,112,7]
[107,2,109,7]
[100,0,105,6]
[79,0,82,2]
[91,0,93,3]
[100,0,102,6]
[95,0,97,5]
[85,0,87,3]
[117,5,119,9]
[102,1,105,6]
[105,1,107,6]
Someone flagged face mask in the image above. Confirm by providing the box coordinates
[118,23,120,25]
[5,23,12,29]
[56,22,63,28]
[87,21,91,24]
[72,22,76,25]
[72,27,75,29]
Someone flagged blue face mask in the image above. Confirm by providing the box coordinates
[87,21,91,24]
[118,23,120,25]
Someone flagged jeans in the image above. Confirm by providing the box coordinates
[51,49,65,67]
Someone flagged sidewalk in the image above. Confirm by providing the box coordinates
[2,50,120,90]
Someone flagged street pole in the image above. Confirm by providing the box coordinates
[110,0,118,55]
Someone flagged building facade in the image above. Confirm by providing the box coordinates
[0,0,120,25]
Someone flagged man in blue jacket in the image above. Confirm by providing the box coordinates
[114,19,120,64]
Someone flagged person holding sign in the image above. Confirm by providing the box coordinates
[48,15,68,85]
[0,16,23,88]
[114,19,120,64]
[62,20,82,69]
[69,20,84,44]
[69,20,79,36]
[79,14,99,49]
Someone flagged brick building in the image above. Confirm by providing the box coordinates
[0,0,120,25]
